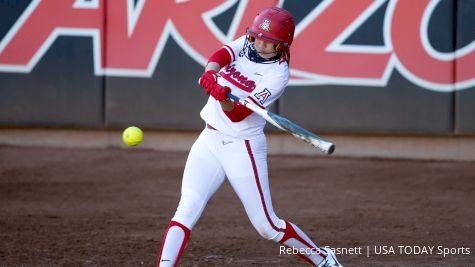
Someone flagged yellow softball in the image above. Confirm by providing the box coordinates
[122,126,143,146]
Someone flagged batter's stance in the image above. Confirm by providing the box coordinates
[157,7,342,267]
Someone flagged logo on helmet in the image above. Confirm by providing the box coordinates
[259,19,271,31]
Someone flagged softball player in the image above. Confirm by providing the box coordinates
[157,7,342,267]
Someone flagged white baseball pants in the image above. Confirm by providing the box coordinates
[157,126,328,266]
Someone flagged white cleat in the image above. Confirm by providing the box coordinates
[316,247,343,267]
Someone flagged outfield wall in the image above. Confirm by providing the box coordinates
[1,1,474,136]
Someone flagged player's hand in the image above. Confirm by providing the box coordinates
[198,69,218,89]
[207,83,231,102]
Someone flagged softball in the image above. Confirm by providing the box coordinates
[122,126,143,146]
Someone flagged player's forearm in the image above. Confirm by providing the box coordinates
[205,62,220,72]
[220,99,234,111]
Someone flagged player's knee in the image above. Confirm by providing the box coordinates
[254,222,280,240]
[258,228,277,240]
[250,215,285,240]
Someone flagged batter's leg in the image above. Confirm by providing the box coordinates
[221,136,340,266]
[157,130,226,267]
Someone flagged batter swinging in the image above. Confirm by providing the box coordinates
[157,7,342,267]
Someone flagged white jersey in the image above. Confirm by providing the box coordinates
[200,36,289,139]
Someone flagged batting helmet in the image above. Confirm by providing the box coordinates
[246,7,295,52]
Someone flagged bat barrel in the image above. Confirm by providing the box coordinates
[228,92,336,155]
[313,140,335,155]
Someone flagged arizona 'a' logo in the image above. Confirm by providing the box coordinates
[259,19,271,31]
[254,88,272,105]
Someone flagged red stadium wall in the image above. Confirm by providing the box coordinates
[0,0,474,134]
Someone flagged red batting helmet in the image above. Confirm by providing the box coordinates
[246,7,295,52]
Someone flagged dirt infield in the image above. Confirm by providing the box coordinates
[0,145,474,266]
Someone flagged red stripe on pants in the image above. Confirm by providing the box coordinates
[245,140,284,233]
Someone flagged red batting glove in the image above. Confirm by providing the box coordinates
[208,84,231,102]
[198,69,218,90]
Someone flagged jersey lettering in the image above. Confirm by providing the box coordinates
[221,64,256,91]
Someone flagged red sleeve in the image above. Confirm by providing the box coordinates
[208,47,232,68]
[223,102,253,122]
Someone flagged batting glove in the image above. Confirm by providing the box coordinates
[207,84,231,102]
[198,69,219,89]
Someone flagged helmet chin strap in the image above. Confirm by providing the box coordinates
[246,34,290,63]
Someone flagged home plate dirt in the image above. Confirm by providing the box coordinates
[0,146,474,266]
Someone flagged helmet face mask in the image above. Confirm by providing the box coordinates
[242,37,281,64]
